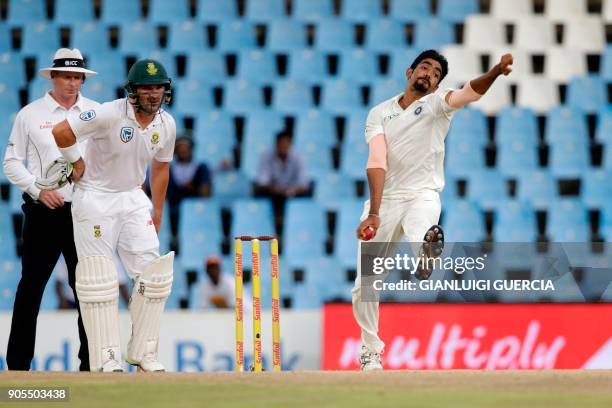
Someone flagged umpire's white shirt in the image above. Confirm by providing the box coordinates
[3,92,98,201]
[66,98,176,193]
[364,89,458,199]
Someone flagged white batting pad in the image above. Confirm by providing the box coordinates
[75,256,121,372]
[128,251,174,363]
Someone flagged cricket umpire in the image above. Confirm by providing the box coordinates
[2,48,98,371]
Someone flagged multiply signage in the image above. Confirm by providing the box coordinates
[323,304,612,370]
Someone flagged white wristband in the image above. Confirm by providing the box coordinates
[59,143,82,163]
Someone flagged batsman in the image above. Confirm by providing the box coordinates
[52,60,176,372]
[354,50,513,370]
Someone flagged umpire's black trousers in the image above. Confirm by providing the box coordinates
[6,196,89,371]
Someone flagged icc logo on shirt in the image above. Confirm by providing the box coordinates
[120,127,134,143]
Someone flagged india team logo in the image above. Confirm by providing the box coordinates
[79,110,96,121]
[414,106,423,116]
[151,131,159,145]
[120,127,134,143]
[93,225,102,238]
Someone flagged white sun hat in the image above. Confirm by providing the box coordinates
[39,48,97,79]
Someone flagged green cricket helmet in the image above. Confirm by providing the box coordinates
[124,59,172,102]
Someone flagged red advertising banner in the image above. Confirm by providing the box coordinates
[323,304,612,370]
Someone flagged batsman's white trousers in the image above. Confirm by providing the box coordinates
[71,187,160,279]
[352,189,441,354]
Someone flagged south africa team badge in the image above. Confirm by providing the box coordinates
[93,225,102,238]
[151,131,159,145]
[120,127,134,143]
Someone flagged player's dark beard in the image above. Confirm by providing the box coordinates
[412,77,430,93]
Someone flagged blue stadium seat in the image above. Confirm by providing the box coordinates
[197,0,237,23]
[291,284,324,309]
[437,0,479,23]
[495,107,538,146]
[267,20,307,52]
[213,170,251,206]
[321,79,363,114]
[216,20,256,52]
[294,109,336,148]
[338,49,379,84]
[119,21,158,54]
[100,0,141,25]
[299,257,347,299]
[148,0,190,24]
[284,199,327,265]
[341,0,383,22]
[516,170,556,209]
[497,139,539,177]
[168,21,206,53]
[298,142,333,180]
[314,19,355,52]
[371,78,402,105]
[237,50,278,84]
[223,80,264,114]
[443,200,485,242]
[582,169,612,209]
[340,140,368,179]
[334,200,364,268]
[566,76,607,114]
[230,199,275,238]
[245,0,285,22]
[0,24,12,52]
[596,109,612,144]
[293,0,334,21]
[173,79,214,116]
[344,109,368,144]
[241,110,284,179]
[287,49,327,84]
[0,259,19,310]
[388,48,423,82]
[9,185,23,214]
[0,52,26,88]
[389,0,432,22]
[445,140,485,178]
[493,200,537,242]
[184,50,226,83]
[602,46,612,82]
[273,80,313,114]
[21,23,60,55]
[0,206,17,259]
[53,0,94,25]
[140,50,177,79]
[446,108,488,148]
[548,199,589,242]
[70,22,110,53]
[315,172,355,210]
[84,51,126,87]
[549,140,590,178]
[364,19,407,52]
[7,0,46,25]
[81,78,117,102]
[414,18,454,49]
[466,169,507,210]
[178,198,223,269]
[600,202,612,241]
[27,76,51,102]
[193,116,235,168]
[545,107,588,144]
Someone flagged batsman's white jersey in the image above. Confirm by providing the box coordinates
[353,88,459,355]
[65,98,176,278]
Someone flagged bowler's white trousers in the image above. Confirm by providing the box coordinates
[71,187,160,279]
[352,189,441,354]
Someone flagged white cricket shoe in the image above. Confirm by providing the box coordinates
[359,346,383,371]
[127,353,165,372]
[101,359,124,372]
